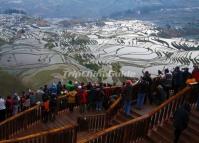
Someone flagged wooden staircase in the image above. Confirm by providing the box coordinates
[147,111,199,143]
[1,86,199,143]
[110,107,146,126]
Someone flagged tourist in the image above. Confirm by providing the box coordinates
[67,86,77,112]
[162,69,172,98]
[50,83,58,96]
[43,85,49,95]
[192,65,199,82]
[158,70,163,78]
[36,87,44,103]
[20,93,26,111]
[12,93,20,115]
[191,65,199,110]
[78,86,88,113]
[157,84,167,104]
[182,68,191,87]
[103,87,110,110]
[136,77,147,109]
[87,85,97,111]
[42,95,50,123]
[173,103,190,143]
[5,96,13,117]
[0,96,6,122]
[172,66,183,94]
[23,95,30,110]
[57,81,62,95]
[95,83,105,111]
[86,82,92,90]
[121,82,126,104]
[49,95,57,121]
[143,71,153,104]
[123,80,133,117]
[66,80,74,91]
[74,81,79,89]
[30,92,36,107]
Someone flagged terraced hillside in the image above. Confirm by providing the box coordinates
[0,15,199,89]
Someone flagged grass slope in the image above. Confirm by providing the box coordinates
[0,70,27,97]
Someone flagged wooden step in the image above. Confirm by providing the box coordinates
[187,123,199,136]
[136,138,154,143]
[191,111,199,119]
[77,131,97,142]
[165,121,199,143]
[154,119,199,143]
[149,130,170,143]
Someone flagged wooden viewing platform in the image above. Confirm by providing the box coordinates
[0,85,199,143]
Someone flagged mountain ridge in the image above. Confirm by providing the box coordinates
[0,0,199,18]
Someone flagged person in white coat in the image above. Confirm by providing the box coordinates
[0,96,6,121]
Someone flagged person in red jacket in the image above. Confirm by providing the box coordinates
[192,65,199,82]
[192,65,199,110]
[5,96,13,118]
[78,86,88,113]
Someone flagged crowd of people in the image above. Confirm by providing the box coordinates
[0,65,199,123]
[121,65,199,117]
[0,81,114,122]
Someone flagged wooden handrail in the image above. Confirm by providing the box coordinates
[0,105,40,126]
[0,124,77,143]
[0,94,68,126]
[149,86,190,116]
[77,96,122,132]
[106,96,122,114]
[0,86,123,141]
[78,114,149,143]
[0,95,69,140]
[0,86,120,123]
[77,86,192,143]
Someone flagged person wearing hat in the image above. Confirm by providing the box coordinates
[66,80,75,91]
[0,96,6,121]
[66,86,77,112]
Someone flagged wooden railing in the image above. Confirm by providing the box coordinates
[2,84,193,143]
[0,86,123,140]
[77,95,122,132]
[0,124,77,143]
[0,105,41,140]
[106,96,122,126]
[77,84,139,132]
[78,113,107,132]
[0,94,71,141]
[78,86,193,143]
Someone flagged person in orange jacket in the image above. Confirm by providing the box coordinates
[42,94,50,123]
[66,87,77,112]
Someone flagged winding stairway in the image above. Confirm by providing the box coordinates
[0,86,199,143]
[147,111,199,143]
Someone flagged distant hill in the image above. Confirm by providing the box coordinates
[0,0,199,19]
[1,8,27,15]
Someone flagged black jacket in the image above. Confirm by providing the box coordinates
[173,106,190,130]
